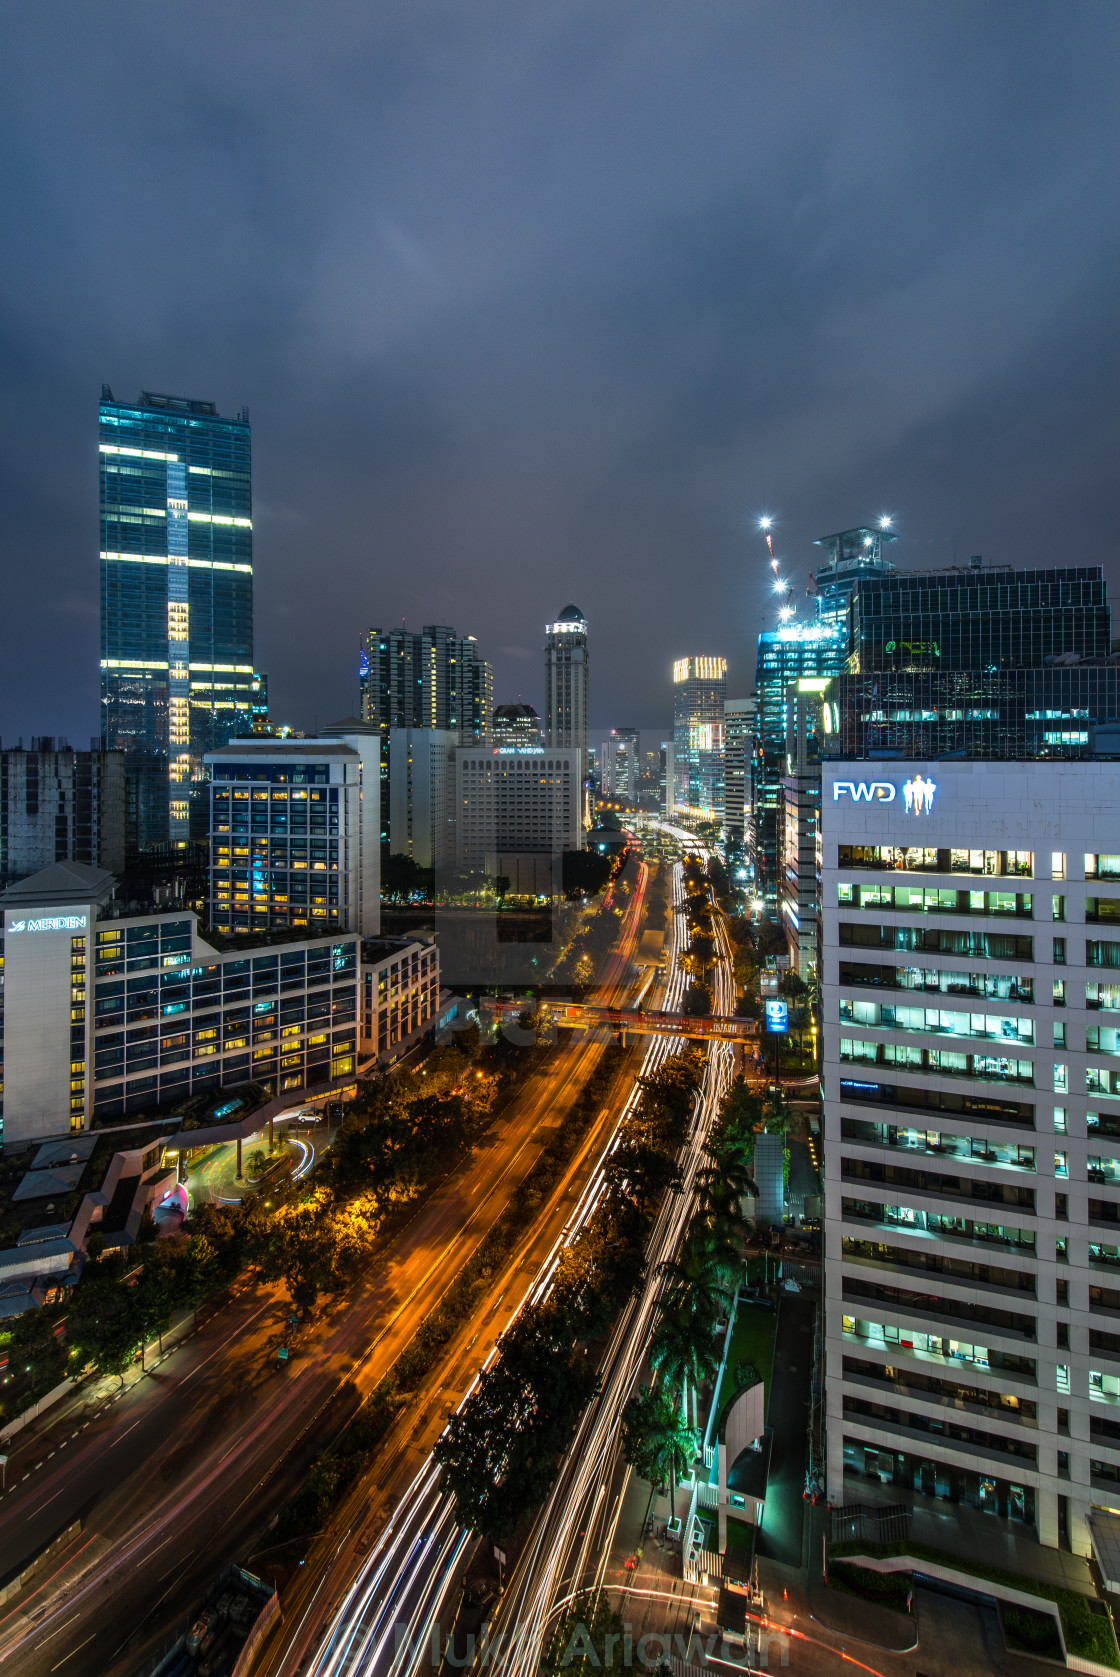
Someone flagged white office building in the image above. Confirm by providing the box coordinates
[822,759,1120,1562]
[454,746,582,895]
[204,727,380,938]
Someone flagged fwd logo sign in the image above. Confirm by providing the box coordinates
[833,781,896,803]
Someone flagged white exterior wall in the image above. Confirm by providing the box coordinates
[822,759,1120,1559]
[2,902,95,1145]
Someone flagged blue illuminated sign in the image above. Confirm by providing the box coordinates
[765,999,788,1034]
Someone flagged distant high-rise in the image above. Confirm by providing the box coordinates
[358,624,493,848]
[492,703,542,749]
[752,624,846,914]
[672,658,727,821]
[544,605,589,761]
[722,699,755,850]
[0,739,127,887]
[99,387,265,851]
[603,727,640,802]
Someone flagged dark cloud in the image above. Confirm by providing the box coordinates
[0,0,1117,738]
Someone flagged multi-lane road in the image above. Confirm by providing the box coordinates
[0,857,651,1677]
[282,834,733,1677]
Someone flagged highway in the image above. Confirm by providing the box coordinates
[285,835,731,1677]
[0,857,650,1677]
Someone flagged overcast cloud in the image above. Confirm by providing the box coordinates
[0,1,1117,737]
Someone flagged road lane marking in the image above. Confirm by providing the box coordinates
[109,1420,141,1447]
[51,1632,95,1669]
[27,1485,67,1518]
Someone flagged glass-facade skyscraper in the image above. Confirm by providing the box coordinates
[752,624,846,913]
[671,656,727,821]
[99,387,264,850]
[847,562,1110,672]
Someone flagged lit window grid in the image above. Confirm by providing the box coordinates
[822,777,1120,1546]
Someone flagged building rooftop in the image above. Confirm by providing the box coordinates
[205,740,359,759]
[555,603,586,623]
[0,860,117,908]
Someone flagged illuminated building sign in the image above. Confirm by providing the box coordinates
[832,776,938,814]
[765,999,788,1033]
[5,913,88,934]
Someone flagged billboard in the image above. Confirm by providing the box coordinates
[764,998,788,1034]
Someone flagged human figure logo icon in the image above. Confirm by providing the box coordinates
[903,774,936,814]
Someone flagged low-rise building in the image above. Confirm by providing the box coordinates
[0,860,437,1148]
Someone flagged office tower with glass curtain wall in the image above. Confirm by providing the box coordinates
[99,388,265,852]
[672,658,727,822]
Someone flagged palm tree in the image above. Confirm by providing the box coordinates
[650,1310,722,1431]
[658,1232,733,1325]
[622,1383,699,1528]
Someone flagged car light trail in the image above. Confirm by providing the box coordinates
[294,838,735,1677]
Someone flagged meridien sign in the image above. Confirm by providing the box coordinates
[5,914,88,934]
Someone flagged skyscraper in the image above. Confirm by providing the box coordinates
[723,698,755,853]
[752,624,847,914]
[99,388,264,851]
[671,657,727,821]
[358,623,493,849]
[602,727,640,802]
[544,605,589,760]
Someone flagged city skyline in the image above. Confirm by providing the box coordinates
[1,6,1117,740]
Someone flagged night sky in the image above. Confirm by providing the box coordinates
[1,3,1117,741]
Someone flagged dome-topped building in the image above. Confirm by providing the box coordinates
[544,603,589,773]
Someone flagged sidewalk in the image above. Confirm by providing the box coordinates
[0,1301,207,1490]
[803,1502,919,1652]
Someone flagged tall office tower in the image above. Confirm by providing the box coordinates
[811,523,898,630]
[204,727,380,937]
[544,605,589,758]
[99,388,265,852]
[388,728,458,869]
[603,727,640,803]
[821,757,1120,1563]
[780,680,831,976]
[358,624,492,848]
[672,659,728,822]
[723,699,755,853]
[492,703,542,749]
[752,625,847,916]
[0,740,126,886]
[660,743,672,818]
[833,561,1118,761]
[847,558,1110,674]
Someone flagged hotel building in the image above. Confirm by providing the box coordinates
[0,860,437,1149]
